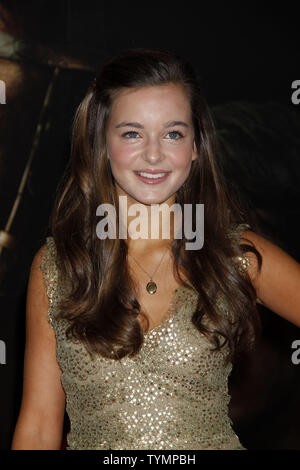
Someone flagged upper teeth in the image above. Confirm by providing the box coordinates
[137,172,167,179]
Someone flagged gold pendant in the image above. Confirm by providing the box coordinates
[146,281,157,294]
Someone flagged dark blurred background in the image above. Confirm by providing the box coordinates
[0,0,299,450]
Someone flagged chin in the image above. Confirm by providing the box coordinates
[124,190,167,205]
[141,194,173,205]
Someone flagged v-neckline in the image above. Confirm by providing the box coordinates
[142,280,194,337]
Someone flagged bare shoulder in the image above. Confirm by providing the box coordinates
[239,228,291,282]
[240,228,295,270]
[30,243,48,275]
[27,243,50,314]
[239,229,300,326]
[25,241,59,356]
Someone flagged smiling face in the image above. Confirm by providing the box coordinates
[105,83,198,207]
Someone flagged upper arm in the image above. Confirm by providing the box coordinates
[12,244,66,449]
[241,230,300,327]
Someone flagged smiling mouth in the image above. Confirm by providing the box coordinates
[135,170,169,178]
[134,170,171,184]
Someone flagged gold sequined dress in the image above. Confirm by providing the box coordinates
[39,223,251,450]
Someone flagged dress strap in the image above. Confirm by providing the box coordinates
[228,223,252,273]
[39,236,59,329]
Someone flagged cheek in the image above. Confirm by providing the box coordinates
[108,140,137,168]
[171,147,194,170]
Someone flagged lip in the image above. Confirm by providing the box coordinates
[134,170,171,185]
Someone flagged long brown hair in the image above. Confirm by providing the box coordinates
[49,49,262,364]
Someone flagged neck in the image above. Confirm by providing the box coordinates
[127,237,172,256]
[116,187,181,254]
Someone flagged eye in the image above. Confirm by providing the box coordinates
[122,131,140,139]
[166,131,183,140]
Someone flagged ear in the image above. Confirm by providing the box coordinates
[192,141,198,161]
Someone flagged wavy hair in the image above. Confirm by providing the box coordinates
[49,49,262,364]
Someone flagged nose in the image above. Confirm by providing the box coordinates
[142,135,164,164]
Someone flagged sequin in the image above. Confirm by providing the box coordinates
[39,224,250,450]
[234,255,251,273]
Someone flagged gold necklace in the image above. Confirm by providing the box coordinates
[128,248,168,294]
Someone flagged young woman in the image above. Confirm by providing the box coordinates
[11,49,300,450]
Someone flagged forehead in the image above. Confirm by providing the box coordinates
[109,83,192,123]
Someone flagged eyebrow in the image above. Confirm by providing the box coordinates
[115,120,189,129]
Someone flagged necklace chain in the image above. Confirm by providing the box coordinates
[128,247,168,280]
